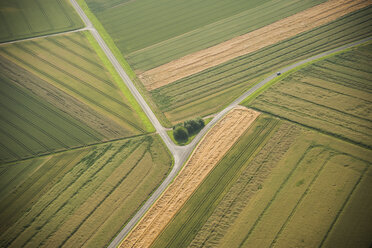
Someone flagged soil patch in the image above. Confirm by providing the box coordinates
[120,106,260,248]
[140,0,370,90]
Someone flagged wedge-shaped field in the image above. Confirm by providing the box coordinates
[0,135,172,248]
[0,0,83,42]
[151,115,372,248]
[245,43,372,148]
[0,32,150,163]
[151,6,372,123]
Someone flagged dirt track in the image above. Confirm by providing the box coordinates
[120,107,260,248]
[140,0,370,90]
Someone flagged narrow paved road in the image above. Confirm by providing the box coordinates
[69,1,371,247]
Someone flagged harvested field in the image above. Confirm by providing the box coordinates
[246,42,372,148]
[152,6,372,123]
[121,107,260,248]
[150,116,372,248]
[141,0,370,90]
[0,0,83,42]
[0,135,172,248]
[0,32,151,163]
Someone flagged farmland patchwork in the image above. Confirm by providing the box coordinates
[1,0,371,248]
[0,32,149,163]
[151,115,372,248]
[0,135,172,248]
[246,43,372,148]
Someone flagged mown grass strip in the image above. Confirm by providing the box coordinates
[82,31,155,132]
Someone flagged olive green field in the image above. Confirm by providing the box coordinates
[0,135,172,248]
[0,31,152,163]
[245,42,372,149]
[151,115,372,248]
[0,0,83,42]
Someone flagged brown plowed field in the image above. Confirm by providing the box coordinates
[120,107,260,248]
[140,0,370,90]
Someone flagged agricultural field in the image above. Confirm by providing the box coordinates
[245,42,372,148]
[0,135,172,248]
[86,0,325,70]
[0,31,151,163]
[0,0,83,42]
[122,107,260,247]
[150,115,372,248]
[141,0,368,90]
[151,5,372,123]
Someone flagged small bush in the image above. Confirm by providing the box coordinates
[172,117,205,143]
[173,126,188,142]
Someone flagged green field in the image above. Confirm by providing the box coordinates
[0,0,83,42]
[84,0,325,71]
[151,6,372,124]
[0,135,172,248]
[245,42,372,148]
[151,115,372,248]
[0,31,152,163]
[124,0,326,71]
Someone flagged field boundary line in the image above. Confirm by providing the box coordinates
[272,90,372,124]
[1,46,145,133]
[318,163,370,247]
[268,151,336,247]
[58,141,149,247]
[199,122,292,246]
[0,133,151,166]
[0,62,103,142]
[0,27,89,46]
[238,145,326,247]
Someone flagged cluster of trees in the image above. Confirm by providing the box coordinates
[173,117,205,142]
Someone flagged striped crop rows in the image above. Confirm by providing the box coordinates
[127,0,327,71]
[0,0,83,42]
[151,115,372,248]
[0,72,101,162]
[0,32,147,163]
[152,6,372,123]
[0,135,172,248]
[151,117,279,248]
[189,121,302,247]
[248,43,372,148]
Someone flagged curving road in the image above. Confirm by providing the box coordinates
[69,1,371,247]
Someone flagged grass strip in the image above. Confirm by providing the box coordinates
[82,31,154,132]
